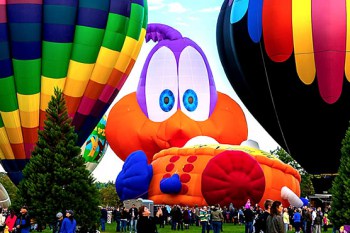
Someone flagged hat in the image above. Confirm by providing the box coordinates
[56,212,63,218]
[66,210,74,216]
[21,206,28,210]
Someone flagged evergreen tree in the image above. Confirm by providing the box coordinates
[271,147,315,197]
[15,88,100,231]
[329,122,350,228]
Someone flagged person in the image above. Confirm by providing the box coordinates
[129,204,138,233]
[313,211,322,233]
[282,208,289,233]
[199,206,210,233]
[16,206,31,233]
[100,206,108,232]
[211,204,224,233]
[53,212,63,233]
[0,207,5,233]
[244,205,255,233]
[5,210,17,233]
[293,208,302,233]
[255,199,273,233]
[120,207,129,232]
[113,207,122,232]
[60,210,76,233]
[266,201,284,233]
[136,205,157,233]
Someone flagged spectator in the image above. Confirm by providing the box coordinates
[266,201,284,233]
[60,210,76,233]
[100,206,108,232]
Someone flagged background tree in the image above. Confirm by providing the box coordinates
[329,122,350,228]
[99,182,122,207]
[14,88,100,230]
[271,147,315,197]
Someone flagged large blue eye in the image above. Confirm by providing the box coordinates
[159,89,175,112]
[183,89,198,112]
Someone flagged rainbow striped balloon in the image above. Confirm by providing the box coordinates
[0,0,148,185]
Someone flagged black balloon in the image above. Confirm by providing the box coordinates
[216,0,350,174]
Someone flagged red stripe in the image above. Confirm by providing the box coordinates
[312,0,346,104]
[7,0,42,4]
[262,0,293,62]
[0,5,6,23]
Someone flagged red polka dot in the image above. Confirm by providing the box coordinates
[166,163,175,172]
[180,174,191,183]
[163,173,171,179]
[187,156,197,163]
[181,184,189,194]
[170,156,180,162]
[183,164,194,172]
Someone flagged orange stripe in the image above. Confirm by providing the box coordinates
[107,69,124,87]
[84,81,105,100]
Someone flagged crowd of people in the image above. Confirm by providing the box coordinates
[105,199,333,233]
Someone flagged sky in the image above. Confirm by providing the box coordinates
[91,0,280,182]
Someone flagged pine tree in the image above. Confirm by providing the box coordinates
[329,122,350,228]
[15,88,100,231]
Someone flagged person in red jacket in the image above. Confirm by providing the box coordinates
[5,210,17,233]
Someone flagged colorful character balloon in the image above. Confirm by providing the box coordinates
[0,183,11,208]
[0,0,148,185]
[106,23,302,208]
[81,115,109,172]
[216,0,350,174]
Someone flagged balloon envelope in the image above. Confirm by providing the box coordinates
[81,115,109,172]
[217,0,350,174]
[0,0,148,184]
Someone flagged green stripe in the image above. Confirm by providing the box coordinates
[143,0,148,29]
[102,14,128,50]
[42,41,73,78]
[0,116,4,128]
[0,76,18,112]
[12,59,41,94]
[71,26,105,63]
[127,4,144,40]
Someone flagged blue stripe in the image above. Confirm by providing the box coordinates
[44,4,77,25]
[132,0,144,7]
[0,59,13,78]
[1,159,28,186]
[9,23,41,42]
[248,0,263,43]
[0,24,9,41]
[110,0,130,16]
[44,0,78,7]
[77,8,109,29]
[44,24,76,42]
[7,4,42,23]
[230,0,249,24]
[79,0,110,11]
[11,41,41,60]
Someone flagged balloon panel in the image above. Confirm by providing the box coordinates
[0,0,148,185]
[217,0,350,173]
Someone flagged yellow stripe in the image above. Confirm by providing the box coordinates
[114,52,131,73]
[41,76,66,95]
[40,76,67,111]
[1,111,21,128]
[90,48,119,84]
[122,37,138,57]
[0,148,5,160]
[64,60,94,97]
[64,78,90,97]
[345,0,350,82]
[292,0,315,84]
[131,29,146,60]
[0,127,15,158]
[19,110,39,128]
[17,93,40,112]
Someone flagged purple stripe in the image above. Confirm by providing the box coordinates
[312,0,346,104]
[110,0,130,16]
[44,0,78,7]
[99,85,114,102]
[132,0,144,7]
[72,112,87,132]
[77,7,108,29]
[77,97,96,115]
[7,4,42,23]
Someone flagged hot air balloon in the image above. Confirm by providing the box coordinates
[106,23,302,208]
[0,0,148,185]
[81,115,109,172]
[217,0,350,174]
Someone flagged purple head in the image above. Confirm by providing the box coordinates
[136,23,217,122]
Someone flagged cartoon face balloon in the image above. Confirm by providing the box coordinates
[107,23,302,208]
[217,0,350,174]
[0,0,148,184]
